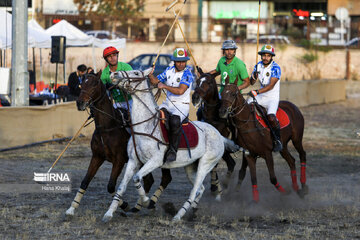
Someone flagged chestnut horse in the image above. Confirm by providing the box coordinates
[219,79,308,203]
[192,71,238,192]
[65,71,172,216]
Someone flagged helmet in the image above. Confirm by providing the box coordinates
[221,40,238,50]
[258,45,275,56]
[103,46,119,58]
[171,48,190,61]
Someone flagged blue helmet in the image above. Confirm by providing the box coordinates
[221,40,238,50]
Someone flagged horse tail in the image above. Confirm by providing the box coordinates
[222,137,241,153]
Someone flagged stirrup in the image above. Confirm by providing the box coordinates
[164,149,177,163]
[273,140,283,152]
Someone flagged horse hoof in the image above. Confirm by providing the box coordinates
[129,207,140,213]
[297,186,309,199]
[65,208,75,216]
[215,194,222,202]
[172,215,182,222]
[147,200,156,209]
[210,184,218,193]
[102,212,113,223]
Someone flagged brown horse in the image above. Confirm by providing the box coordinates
[192,72,238,192]
[65,71,172,216]
[218,80,308,203]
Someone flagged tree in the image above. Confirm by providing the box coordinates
[74,0,145,34]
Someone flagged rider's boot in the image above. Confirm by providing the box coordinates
[164,115,182,163]
[268,114,283,152]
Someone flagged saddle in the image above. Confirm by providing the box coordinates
[251,103,290,129]
[159,110,199,149]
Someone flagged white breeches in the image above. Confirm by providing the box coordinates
[160,101,189,122]
[247,95,279,115]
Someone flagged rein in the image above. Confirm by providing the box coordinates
[82,77,125,130]
[116,73,168,160]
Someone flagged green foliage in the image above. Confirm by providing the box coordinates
[301,52,318,63]
[298,39,333,53]
[74,0,145,26]
[281,27,303,41]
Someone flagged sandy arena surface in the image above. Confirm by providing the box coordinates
[0,85,359,239]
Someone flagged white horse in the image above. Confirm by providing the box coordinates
[102,69,240,222]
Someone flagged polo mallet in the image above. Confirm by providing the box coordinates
[47,116,91,173]
[166,0,181,12]
[255,0,261,65]
[172,9,199,72]
[152,0,187,68]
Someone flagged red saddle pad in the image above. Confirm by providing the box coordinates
[255,107,290,129]
[159,113,199,149]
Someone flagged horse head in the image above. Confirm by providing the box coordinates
[111,68,152,92]
[219,76,246,119]
[192,72,219,107]
[76,70,103,111]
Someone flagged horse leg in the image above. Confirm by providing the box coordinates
[210,165,223,198]
[148,169,172,209]
[222,151,236,189]
[107,160,129,211]
[236,151,248,191]
[128,173,155,213]
[173,156,219,221]
[131,158,164,210]
[279,144,299,192]
[292,138,308,197]
[102,157,139,222]
[65,152,105,216]
[185,163,206,206]
[264,152,287,195]
[246,155,259,203]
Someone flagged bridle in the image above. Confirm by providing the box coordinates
[80,74,125,128]
[80,74,107,106]
[221,85,247,118]
[194,74,219,107]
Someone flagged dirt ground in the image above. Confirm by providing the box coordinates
[0,89,359,239]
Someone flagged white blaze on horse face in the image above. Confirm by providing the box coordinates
[199,77,206,87]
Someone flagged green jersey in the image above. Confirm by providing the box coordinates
[216,56,249,93]
[101,62,133,102]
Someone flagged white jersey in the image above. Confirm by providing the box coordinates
[157,66,194,121]
[255,60,281,99]
[248,60,282,115]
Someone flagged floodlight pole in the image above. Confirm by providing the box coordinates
[11,0,29,106]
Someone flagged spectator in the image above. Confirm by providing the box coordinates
[68,64,87,100]
[87,67,95,74]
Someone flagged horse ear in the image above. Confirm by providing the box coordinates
[212,71,220,78]
[96,70,102,78]
[196,66,204,75]
[225,75,229,85]
[234,76,239,86]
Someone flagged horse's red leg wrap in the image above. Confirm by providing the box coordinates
[275,182,286,193]
[300,163,306,185]
[291,170,299,191]
[252,185,259,202]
